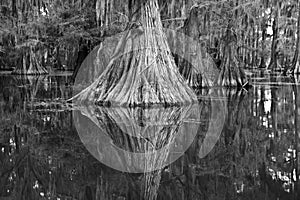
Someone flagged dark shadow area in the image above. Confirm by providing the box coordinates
[0,75,300,199]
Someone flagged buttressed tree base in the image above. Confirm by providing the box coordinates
[73,0,197,107]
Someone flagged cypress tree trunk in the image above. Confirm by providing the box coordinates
[255,24,259,67]
[268,4,279,70]
[73,0,197,107]
[251,24,256,68]
[216,23,248,87]
[11,0,18,18]
[176,6,214,88]
[260,17,267,68]
[96,0,106,27]
[292,82,299,199]
[289,1,300,74]
[12,48,48,75]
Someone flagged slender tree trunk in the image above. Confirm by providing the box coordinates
[292,82,299,199]
[96,0,106,28]
[251,25,256,68]
[289,1,300,74]
[255,21,259,67]
[260,17,267,68]
[268,4,279,70]
[270,85,278,138]
[12,0,18,18]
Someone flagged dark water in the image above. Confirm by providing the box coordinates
[0,74,299,200]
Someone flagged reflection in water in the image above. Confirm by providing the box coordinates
[0,74,300,199]
[73,105,201,172]
[73,104,205,200]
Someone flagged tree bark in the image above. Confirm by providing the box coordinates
[268,4,279,69]
[289,1,300,74]
[177,6,214,88]
[96,0,106,28]
[11,0,18,18]
[216,23,248,87]
[292,81,299,200]
[12,48,48,75]
[260,16,267,68]
[73,0,197,107]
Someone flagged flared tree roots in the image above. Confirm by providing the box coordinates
[217,30,248,87]
[170,6,216,88]
[12,48,48,75]
[73,0,197,107]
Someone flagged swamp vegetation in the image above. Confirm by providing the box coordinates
[1,0,300,78]
[1,0,300,199]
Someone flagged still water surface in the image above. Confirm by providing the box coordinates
[0,74,299,200]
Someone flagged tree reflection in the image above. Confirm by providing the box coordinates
[1,75,300,200]
[73,103,203,200]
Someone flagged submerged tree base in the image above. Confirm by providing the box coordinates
[12,48,48,75]
[169,6,216,88]
[72,0,197,107]
[217,30,249,88]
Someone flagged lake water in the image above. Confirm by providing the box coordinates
[0,73,299,200]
